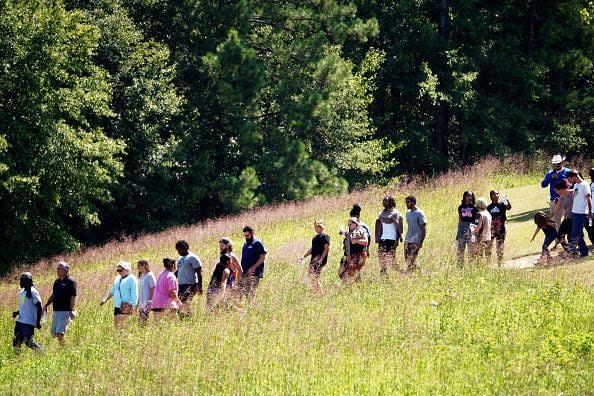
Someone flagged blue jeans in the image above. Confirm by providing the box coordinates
[569,214,589,257]
[542,226,557,256]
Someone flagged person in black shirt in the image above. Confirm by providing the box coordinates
[486,190,512,266]
[456,191,477,266]
[43,262,77,346]
[301,220,330,294]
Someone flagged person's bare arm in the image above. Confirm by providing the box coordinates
[168,289,183,307]
[230,256,243,282]
[43,294,54,313]
[319,243,330,262]
[530,227,540,242]
[247,253,266,275]
[100,292,114,306]
[419,224,427,248]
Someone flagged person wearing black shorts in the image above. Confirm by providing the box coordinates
[301,221,330,294]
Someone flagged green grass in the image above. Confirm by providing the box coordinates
[0,166,593,395]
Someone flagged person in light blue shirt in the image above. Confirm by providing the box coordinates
[100,261,138,325]
[541,154,570,227]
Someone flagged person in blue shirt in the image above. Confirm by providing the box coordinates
[541,154,570,227]
[100,261,139,326]
[238,226,267,305]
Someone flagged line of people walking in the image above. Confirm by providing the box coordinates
[301,195,427,292]
[10,157,594,351]
[11,227,267,351]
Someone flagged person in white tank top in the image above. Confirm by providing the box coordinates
[374,196,403,274]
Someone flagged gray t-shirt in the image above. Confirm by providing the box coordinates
[17,287,42,326]
[405,208,427,243]
[560,194,573,218]
[177,252,202,285]
[139,272,156,310]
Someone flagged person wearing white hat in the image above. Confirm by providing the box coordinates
[541,154,570,228]
[100,261,139,325]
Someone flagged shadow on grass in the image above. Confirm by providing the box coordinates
[507,207,549,223]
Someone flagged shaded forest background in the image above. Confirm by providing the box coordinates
[1,0,593,271]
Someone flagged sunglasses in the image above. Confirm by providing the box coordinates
[116,268,123,273]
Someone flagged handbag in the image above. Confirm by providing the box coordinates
[118,279,134,315]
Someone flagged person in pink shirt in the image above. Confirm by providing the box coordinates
[151,258,183,319]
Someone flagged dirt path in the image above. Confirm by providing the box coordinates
[504,247,594,270]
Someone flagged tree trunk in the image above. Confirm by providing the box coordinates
[528,0,537,58]
[435,0,450,169]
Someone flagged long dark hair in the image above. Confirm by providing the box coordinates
[534,211,555,228]
[461,191,475,205]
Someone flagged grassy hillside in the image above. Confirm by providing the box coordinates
[0,160,593,395]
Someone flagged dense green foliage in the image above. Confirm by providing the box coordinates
[1,0,593,269]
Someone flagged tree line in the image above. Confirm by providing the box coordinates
[1,0,592,271]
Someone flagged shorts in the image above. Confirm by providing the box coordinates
[51,311,71,336]
[491,221,506,240]
[378,239,397,253]
[238,276,260,296]
[308,258,327,276]
[14,321,35,338]
[179,284,199,303]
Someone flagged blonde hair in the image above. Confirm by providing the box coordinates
[475,197,488,210]
[314,220,324,229]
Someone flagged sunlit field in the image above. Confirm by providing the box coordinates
[1,159,593,395]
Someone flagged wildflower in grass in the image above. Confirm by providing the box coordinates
[375,196,404,275]
[541,154,570,227]
[456,191,477,266]
[12,272,43,352]
[238,226,267,305]
[42,261,77,345]
[175,240,203,307]
[137,260,156,323]
[472,197,492,263]
[151,258,182,320]
[531,212,558,265]
[487,190,512,266]
[99,261,138,326]
[301,220,330,294]
[338,217,369,284]
[404,195,426,272]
